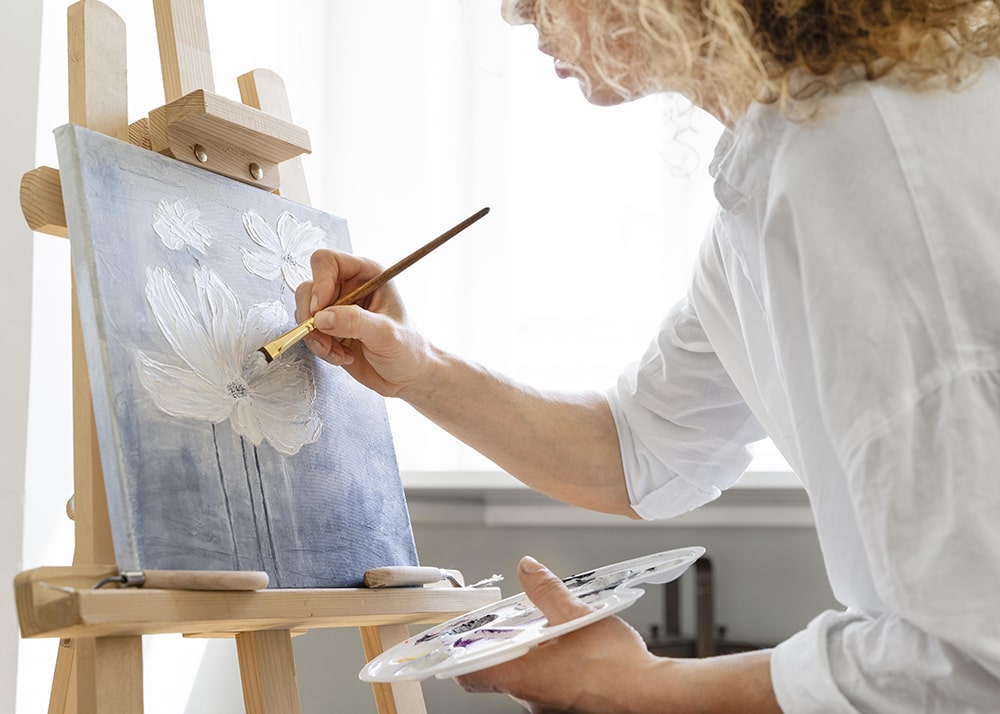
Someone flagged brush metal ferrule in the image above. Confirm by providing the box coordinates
[260,317,316,362]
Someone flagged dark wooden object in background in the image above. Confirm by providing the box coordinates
[646,557,772,657]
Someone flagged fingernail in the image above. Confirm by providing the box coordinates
[314,311,333,330]
[519,556,543,573]
[310,295,319,314]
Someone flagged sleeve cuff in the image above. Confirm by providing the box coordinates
[604,385,722,520]
[771,610,865,713]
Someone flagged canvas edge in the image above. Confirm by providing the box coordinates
[54,123,141,570]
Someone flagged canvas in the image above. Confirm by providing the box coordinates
[55,123,418,588]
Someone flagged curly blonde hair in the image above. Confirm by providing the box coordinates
[504,0,1000,121]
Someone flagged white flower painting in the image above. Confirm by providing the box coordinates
[152,197,212,253]
[56,122,418,587]
[241,209,328,290]
[135,266,322,455]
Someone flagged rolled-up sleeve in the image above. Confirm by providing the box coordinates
[606,296,766,520]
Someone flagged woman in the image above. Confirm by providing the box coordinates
[297,1,1000,711]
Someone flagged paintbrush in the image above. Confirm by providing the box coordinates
[257,206,490,364]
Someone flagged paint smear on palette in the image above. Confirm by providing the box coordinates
[394,630,521,677]
[453,628,520,649]
[361,547,707,683]
[415,613,500,644]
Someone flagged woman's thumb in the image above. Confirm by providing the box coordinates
[518,556,593,627]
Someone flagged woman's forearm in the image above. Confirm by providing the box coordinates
[401,344,638,517]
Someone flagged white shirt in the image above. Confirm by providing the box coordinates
[607,60,1000,712]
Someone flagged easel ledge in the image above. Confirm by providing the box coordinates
[16,566,500,640]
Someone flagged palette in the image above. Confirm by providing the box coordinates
[359,547,705,682]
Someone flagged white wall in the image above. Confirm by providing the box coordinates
[0,2,43,710]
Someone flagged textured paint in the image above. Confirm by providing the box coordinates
[136,266,321,455]
[152,197,212,253]
[242,209,327,290]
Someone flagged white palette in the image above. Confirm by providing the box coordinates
[360,547,705,682]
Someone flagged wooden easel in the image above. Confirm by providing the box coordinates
[15,2,499,712]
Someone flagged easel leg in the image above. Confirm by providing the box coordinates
[75,636,143,714]
[236,630,302,714]
[360,625,428,714]
[48,639,77,714]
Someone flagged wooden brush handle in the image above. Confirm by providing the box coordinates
[333,206,490,307]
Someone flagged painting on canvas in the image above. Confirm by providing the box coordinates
[55,123,418,587]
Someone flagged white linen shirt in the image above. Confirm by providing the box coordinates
[607,60,1000,712]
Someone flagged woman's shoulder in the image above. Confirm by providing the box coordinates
[769,59,1000,187]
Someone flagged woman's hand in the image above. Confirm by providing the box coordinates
[294,249,435,398]
[456,556,664,713]
[458,557,781,713]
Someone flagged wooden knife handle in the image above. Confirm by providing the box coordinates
[363,566,464,588]
[138,570,269,590]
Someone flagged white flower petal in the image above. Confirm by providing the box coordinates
[278,215,327,290]
[153,201,185,251]
[193,267,245,366]
[153,198,211,253]
[231,398,266,446]
[243,210,281,250]
[259,411,322,456]
[275,211,298,247]
[282,216,326,256]
[248,355,322,455]
[250,356,317,408]
[280,260,313,291]
[144,267,225,383]
[241,247,283,281]
[243,302,291,354]
[135,349,233,421]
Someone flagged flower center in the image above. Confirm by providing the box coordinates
[226,379,250,400]
[282,252,296,265]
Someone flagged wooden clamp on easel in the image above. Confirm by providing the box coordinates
[15,2,499,713]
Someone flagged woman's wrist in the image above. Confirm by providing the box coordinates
[589,650,674,714]
[571,651,779,714]
[394,341,451,406]
[657,651,779,713]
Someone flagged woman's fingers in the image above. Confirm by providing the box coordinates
[517,557,593,626]
[308,249,382,315]
[294,279,314,324]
